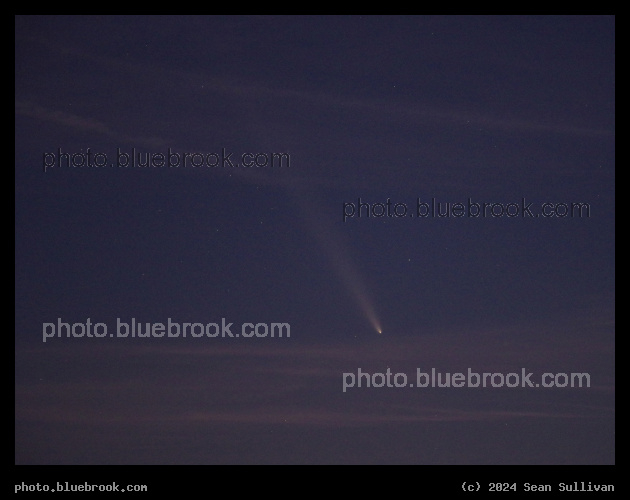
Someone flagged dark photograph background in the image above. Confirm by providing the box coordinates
[15,15,614,465]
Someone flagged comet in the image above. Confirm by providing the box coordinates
[290,185,383,334]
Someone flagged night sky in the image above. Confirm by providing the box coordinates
[15,15,614,465]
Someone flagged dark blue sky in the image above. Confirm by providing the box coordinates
[15,15,614,464]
